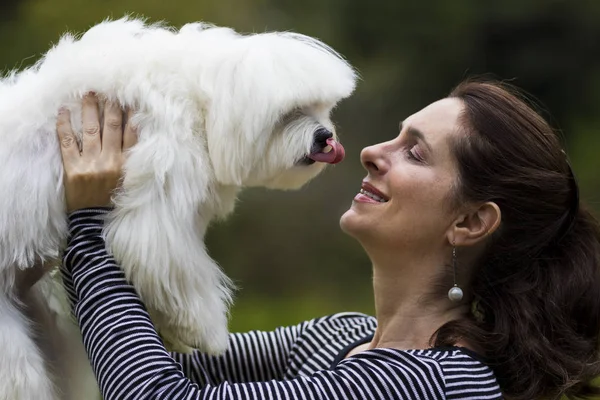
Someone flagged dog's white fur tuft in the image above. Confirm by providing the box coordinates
[0,17,356,398]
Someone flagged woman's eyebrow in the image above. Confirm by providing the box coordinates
[399,121,432,153]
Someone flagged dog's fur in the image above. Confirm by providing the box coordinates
[0,18,356,399]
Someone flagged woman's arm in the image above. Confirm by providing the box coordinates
[60,209,328,398]
[61,208,310,386]
[171,321,311,385]
[62,208,189,396]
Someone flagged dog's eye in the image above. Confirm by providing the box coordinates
[278,108,304,125]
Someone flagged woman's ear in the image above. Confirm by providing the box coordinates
[448,201,501,246]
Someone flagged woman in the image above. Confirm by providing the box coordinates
[56,80,600,399]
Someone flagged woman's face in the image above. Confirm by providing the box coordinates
[340,98,465,254]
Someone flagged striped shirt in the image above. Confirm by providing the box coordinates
[61,208,503,399]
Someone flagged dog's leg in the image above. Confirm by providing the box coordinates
[0,293,57,400]
[105,133,234,354]
[0,122,67,272]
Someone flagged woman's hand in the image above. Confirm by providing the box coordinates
[56,93,137,213]
[15,260,55,297]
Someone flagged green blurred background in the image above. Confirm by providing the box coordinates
[2,0,600,337]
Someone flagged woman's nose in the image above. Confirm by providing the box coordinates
[360,142,389,174]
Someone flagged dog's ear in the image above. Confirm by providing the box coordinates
[104,130,233,353]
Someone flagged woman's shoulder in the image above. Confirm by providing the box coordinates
[353,346,502,399]
[417,347,502,399]
[336,346,502,399]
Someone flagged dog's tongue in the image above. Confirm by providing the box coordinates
[308,138,345,164]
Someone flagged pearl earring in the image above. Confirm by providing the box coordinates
[448,244,464,302]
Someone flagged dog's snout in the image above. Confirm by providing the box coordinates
[314,128,333,146]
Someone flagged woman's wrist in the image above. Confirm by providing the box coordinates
[67,206,113,216]
[63,208,112,277]
[67,207,112,229]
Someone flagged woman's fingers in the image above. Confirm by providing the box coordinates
[123,109,138,151]
[81,93,102,158]
[56,94,136,212]
[102,100,123,154]
[56,108,80,163]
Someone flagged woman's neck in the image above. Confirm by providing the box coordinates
[368,255,469,351]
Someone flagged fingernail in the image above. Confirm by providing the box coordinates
[58,106,67,114]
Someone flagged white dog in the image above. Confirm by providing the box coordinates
[0,17,356,399]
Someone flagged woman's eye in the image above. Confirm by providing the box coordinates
[406,146,424,163]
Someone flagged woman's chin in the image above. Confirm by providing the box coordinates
[339,208,361,236]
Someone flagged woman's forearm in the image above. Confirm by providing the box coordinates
[62,208,205,399]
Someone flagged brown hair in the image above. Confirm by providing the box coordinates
[434,80,600,399]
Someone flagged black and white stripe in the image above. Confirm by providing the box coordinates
[62,208,503,399]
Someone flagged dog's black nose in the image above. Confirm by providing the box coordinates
[314,128,333,146]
